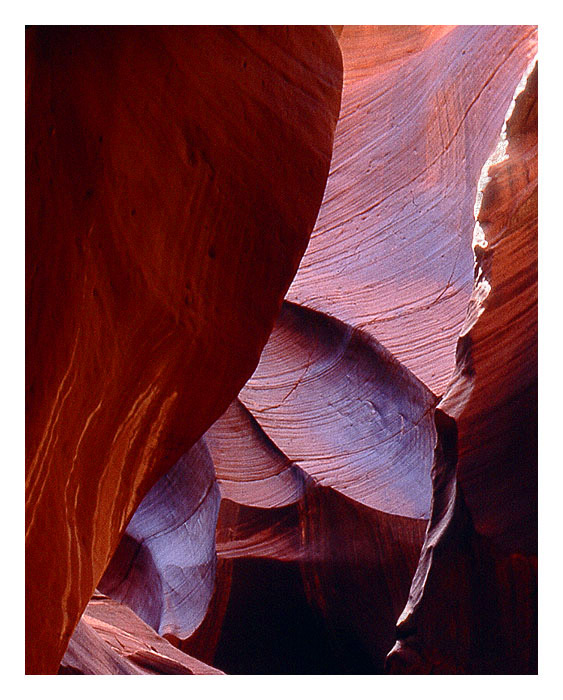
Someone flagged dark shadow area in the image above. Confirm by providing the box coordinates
[212,557,378,674]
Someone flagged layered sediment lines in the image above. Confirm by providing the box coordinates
[239,301,437,518]
[288,25,538,395]
[387,61,538,674]
[27,24,537,676]
[61,593,223,674]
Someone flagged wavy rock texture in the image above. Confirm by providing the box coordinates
[176,26,536,673]
[100,433,426,671]
[196,26,536,674]
[168,292,439,670]
[98,439,220,639]
[288,25,538,395]
[387,61,538,674]
[240,301,438,518]
[28,24,537,676]
[25,25,342,674]
[206,399,309,509]
[61,592,223,674]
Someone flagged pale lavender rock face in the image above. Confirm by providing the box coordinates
[287,25,538,396]
[99,439,220,639]
[239,301,437,520]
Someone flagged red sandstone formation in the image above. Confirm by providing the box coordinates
[288,25,537,395]
[26,25,537,675]
[61,592,223,674]
[387,61,538,674]
[25,25,342,674]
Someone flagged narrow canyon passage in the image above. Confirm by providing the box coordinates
[26,24,537,675]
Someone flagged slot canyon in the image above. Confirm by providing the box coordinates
[26,25,537,675]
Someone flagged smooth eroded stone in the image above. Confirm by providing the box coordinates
[206,399,309,508]
[61,592,223,674]
[240,301,437,519]
[387,61,537,674]
[208,487,425,673]
[26,25,342,673]
[98,439,220,639]
[442,61,538,552]
[288,25,538,394]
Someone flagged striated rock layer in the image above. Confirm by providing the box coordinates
[189,484,427,672]
[387,60,538,674]
[25,25,342,674]
[199,28,538,674]
[61,592,223,674]
[89,26,537,675]
[183,27,538,673]
[27,24,537,675]
[93,407,430,672]
[239,301,438,518]
[288,25,538,395]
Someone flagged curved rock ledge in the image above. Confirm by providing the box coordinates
[240,301,438,519]
[61,592,223,674]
